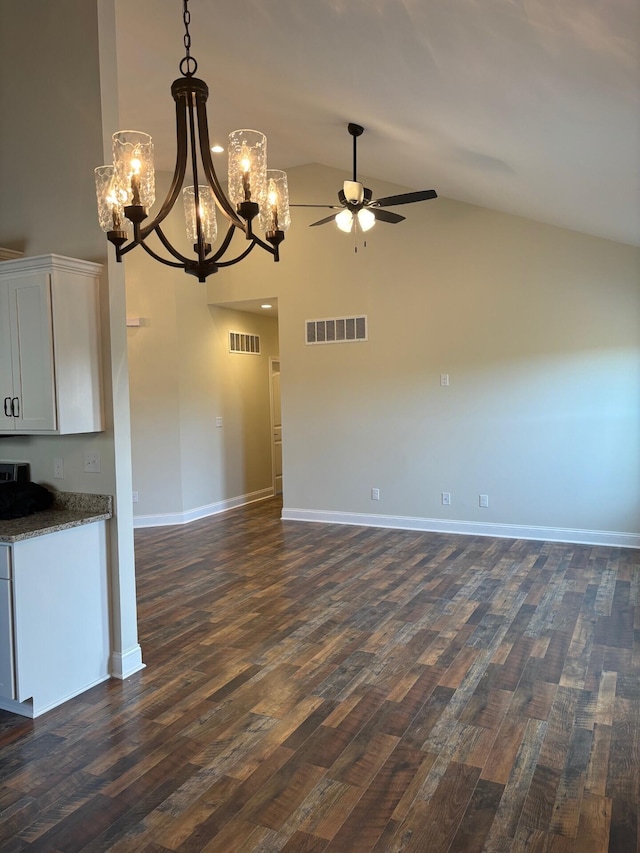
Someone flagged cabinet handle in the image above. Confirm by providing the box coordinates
[3,397,10,417]
[11,397,19,418]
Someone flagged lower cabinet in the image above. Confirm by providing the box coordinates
[0,523,110,718]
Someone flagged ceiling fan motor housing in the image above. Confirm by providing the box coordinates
[343,180,364,204]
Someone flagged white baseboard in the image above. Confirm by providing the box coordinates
[0,674,111,718]
[281,508,640,549]
[0,696,35,718]
[110,644,145,680]
[133,488,273,529]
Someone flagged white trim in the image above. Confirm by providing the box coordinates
[280,508,640,549]
[0,252,102,277]
[110,645,145,680]
[0,674,111,718]
[0,248,23,261]
[133,488,274,529]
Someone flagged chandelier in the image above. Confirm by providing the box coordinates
[94,0,290,282]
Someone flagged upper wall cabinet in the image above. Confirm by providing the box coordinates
[0,254,104,434]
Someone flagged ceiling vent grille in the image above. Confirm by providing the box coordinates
[306,315,367,345]
[229,331,261,354]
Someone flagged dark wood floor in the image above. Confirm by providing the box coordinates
[0,498,638,852]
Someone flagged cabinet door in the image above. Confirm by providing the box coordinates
[8,275,57,431]
[0,284,16,430]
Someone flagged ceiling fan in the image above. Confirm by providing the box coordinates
[292,123,437,233]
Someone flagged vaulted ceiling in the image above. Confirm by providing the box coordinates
[115,0,640,246]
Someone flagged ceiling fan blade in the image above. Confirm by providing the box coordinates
[372,189,438,207]
[310,212,340,227]
[290,204,341,209]
[372,208,405,224]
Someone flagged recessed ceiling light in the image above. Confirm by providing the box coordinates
[261,303,272,309]
[211,144,224,154]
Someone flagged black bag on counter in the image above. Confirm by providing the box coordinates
[0,481,54,519]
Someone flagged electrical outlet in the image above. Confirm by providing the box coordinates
[440,374,450,387]
[441,492,451,506]
[371,488,380,501]
[132,491,139,503]
[479,494,489,508]
[84,451,101,473]
[53,457,64,479]
[215,417,223,428]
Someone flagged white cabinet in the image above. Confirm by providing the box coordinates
[0,254,103,434]
[0,524,110,717]
[0,547,15,701]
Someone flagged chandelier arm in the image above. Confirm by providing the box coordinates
[194,95,245,229]
[115,237,139,260]
[214,241,258,268]
[137,239,188,269]
[153,224,195,264]
[138,92,190,241]
[185,94,210,265]
[248,233,277,256]
[118,222,192,268]
[209,220,237,262]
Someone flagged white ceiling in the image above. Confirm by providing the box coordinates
[115,0,640,247]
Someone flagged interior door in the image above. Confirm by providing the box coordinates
[270,358,282,495]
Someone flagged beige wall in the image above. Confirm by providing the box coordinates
[0,0,141,674]
[0,0,119,499]
[11,2,628,546]
[123,189,280,522]
[207,163,640,541]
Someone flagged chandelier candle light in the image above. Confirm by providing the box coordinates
[94,1,290,282]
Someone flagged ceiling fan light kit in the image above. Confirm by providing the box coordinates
[94,0,290,282]
[293,122,438,247]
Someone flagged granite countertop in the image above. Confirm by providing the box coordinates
[0,492,113,544]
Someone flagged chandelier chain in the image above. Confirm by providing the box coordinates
[180,0,198,77]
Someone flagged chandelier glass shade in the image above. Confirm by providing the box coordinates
[112,131,155,210]
[259,171,292,236]
[94,1,289,282]
[227,130,267,212]
[94,165,130,236]
[183,185,217,249]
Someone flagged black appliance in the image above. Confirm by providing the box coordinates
[0,462,30,484]
[0,463,53,520]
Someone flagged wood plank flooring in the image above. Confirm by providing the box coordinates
[0,498,639,851]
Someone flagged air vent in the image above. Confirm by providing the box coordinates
[229,331,261,354]
[306,315,367,345]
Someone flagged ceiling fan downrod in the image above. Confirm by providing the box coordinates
[348,123,364,182]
